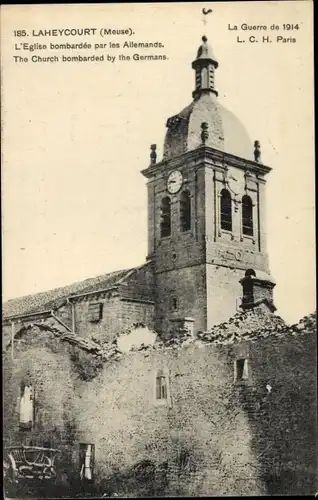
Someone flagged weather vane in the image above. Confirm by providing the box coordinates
[202,7,213,34]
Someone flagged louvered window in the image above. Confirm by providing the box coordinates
[220,189,232,231]
[242,195,253,236]
[180,190,191,232]
[160,197,171,238]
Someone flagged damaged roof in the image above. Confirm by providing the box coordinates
[3,308,316,357]
[197,308,317,345]
[2,267,138,319]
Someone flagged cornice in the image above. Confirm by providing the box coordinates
[141,146,271,179]
[241,297,277,313]
[3,309,52,325]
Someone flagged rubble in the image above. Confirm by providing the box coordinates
[117,324,157,353]
[5,310,316,365]
[197,309,316,345]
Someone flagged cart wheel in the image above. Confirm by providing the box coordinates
[4,455,18,484]
[43,466,56,480]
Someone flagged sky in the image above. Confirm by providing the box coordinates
[1,2,315,324]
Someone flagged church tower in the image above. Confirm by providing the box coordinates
[142,35,275,336]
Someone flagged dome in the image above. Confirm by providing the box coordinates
[163,92,254,161]
[163,36,254,162]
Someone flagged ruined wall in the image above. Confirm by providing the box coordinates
[242,330,317,495]
[3,319,316,497]
[2,263,156,348]
[3,326,79,497]
[76,344,264,497]
[72,294,154,343]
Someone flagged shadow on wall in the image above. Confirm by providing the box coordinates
[238,331,317,496]
[93,449,196,498]
[95,459,168,498]
[4,459,168,499]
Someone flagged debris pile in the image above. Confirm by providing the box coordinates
[163,327,194,349]
[197,309,294,345]
[116,323,157,353]
[6,321,102,355]
[6,309,316,362]
[294,311,316,332]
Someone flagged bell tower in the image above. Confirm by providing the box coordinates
[142,35,275,336]
[192,35,219,98]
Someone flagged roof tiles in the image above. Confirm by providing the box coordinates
[2,267,136,319]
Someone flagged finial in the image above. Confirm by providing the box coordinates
[150,144,157,165]
[201,122,209,145]
[202,8,213,33]
[254,140,261,163]
[192,9,218,98]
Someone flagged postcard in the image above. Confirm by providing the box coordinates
[1,2,315,498]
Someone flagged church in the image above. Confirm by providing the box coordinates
[2,33,316,498]
[3,35,275,339]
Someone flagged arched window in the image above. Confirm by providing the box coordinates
[180,190,191,232]
[19,384,34,430]
[242,195,253,236]
[220,189,232,231]
[155,370,168,400]
[160,197,171,238]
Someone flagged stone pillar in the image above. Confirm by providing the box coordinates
[170,317,195,338]
[239,269,276,311]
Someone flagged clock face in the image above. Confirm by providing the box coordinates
[167,170,183,194]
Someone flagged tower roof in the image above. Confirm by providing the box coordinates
[194,35,218,66]
[164,94,253,161]
[163,36,253,161]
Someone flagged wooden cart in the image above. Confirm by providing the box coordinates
[4,445,59,483]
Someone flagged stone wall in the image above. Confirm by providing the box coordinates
[2,295,155,347]
[119,263,155,302]
[242,330,317,495]
[3,327,78,497]
[3,318,316,497]
[154,264,207,335]
[206,264,245,328]
[75,343,265,497]
[71,295,154,343]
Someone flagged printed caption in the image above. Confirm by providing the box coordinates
[12,28,168,64]
[228,23,300,43]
